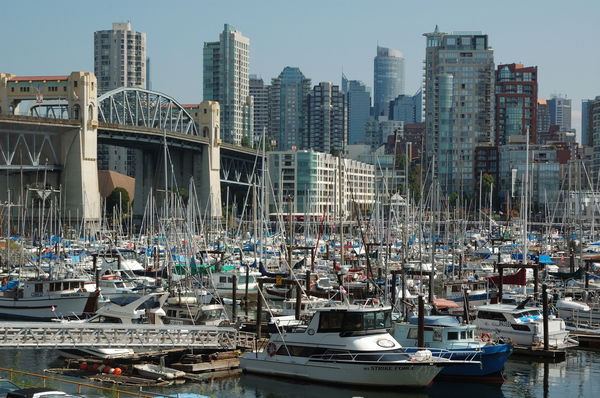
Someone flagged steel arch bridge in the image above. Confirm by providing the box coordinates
[97,87,199,136]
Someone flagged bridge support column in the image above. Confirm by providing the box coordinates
[133,149,158,220]
[61,72,101,225]
[196,101,222,219]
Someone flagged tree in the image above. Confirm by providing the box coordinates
[241,135,253,148]
[106,187,131,215]
[482,173,495,195]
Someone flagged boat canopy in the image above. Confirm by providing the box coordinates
[408,315,460,327]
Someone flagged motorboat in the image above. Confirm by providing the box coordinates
[240,303,479,387]
[57,292,168,359]
[473,303,574,349]
[0,278,97,320]
[392,315,512,378]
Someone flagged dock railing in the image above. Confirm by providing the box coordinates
[0,367,154,398]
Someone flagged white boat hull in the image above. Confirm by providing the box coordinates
[240,354,442,387]
[0,294,94,320]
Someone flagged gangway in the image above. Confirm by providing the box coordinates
[0,322,242,349]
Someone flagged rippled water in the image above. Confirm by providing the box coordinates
[1,349,598,398]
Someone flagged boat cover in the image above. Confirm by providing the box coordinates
[408,315,461,327]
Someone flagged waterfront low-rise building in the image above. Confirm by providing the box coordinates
[268,150,375,219]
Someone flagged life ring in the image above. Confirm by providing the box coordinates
[266,342,277,357]
[481,333,492,342]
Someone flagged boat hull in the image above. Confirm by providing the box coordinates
[436,344,511,377]
[240,355,442,387]
[0,294,95,320]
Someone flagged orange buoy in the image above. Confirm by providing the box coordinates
[112,368,122,376]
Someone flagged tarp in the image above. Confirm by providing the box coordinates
[548,267,584,280]
[486,267,527,286]
[0,280,18,291]
[538,254,554,265]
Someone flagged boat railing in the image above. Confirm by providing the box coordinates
[401,347,483,362]
[309,348,481,363]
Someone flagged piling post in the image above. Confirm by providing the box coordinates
[256,279,263,340]
[93,254,99,289]
[498,266,504,303]
[244,264,250,316]
[295,284,302,320]
[462,287,470,324]
[542,283,549,351]
[232,274,237,322]
[305,270,311,296]
[417,295,425,348]
[391,271,397,308]
[534,262,540,302]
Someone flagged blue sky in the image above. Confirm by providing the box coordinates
[1,0,597,135]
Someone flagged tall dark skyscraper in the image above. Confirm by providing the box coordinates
[249,74,269,142]
[307,82,347,154]
[373,46,405,118]
[342,74,371,145]
[547,95,572,131]
[582,99,593,146]
[495,63,537,145]
[269,67,311,150]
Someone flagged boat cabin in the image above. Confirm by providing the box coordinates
[305,306,393,336]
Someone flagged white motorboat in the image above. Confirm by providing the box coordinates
[0,278,97,320]
[57,292,168,359]
[240,303,478,387]
[473,303,574,349]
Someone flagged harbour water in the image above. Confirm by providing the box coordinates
[1,349,598,397]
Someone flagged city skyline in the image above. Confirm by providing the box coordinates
[0,0,597,138]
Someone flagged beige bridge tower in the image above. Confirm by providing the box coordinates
[0,72,101,223]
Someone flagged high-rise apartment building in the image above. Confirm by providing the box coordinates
[389,89,422,124]
[590,97,600,179]
[547,95,572,131]
[269,67,311,150]
[94,22,147,176]
[94,22,147,93]
[495,64,537,145]
[423,27,494,195]
[373,46,405,118]
[249,75,269,142]
[306,82,347,154]
[203,24,252,145]
[582,99,592,147]
[343,76,371,145]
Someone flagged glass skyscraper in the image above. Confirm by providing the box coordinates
[423,27,495,195]
[343,75,371,144]
[269,67,311,150]
[373,46,405,118]
[547,96,572,131]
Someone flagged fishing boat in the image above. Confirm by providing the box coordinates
[0,279,97,320]
[473,303,574,349]
[392,315,512,378]
[240,304,479,387]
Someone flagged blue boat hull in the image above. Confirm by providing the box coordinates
[406,344,512,377]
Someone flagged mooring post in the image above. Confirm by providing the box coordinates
[542,283,549,351]
[295,284,302,320]
[256,279,263,340]
[232,274,237,323]
[417,295,425,348]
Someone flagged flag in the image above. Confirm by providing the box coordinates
[50,305,55,312]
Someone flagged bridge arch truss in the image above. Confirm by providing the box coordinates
[98,87,199,136]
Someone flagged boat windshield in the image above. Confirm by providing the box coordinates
[318,310,392,334]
